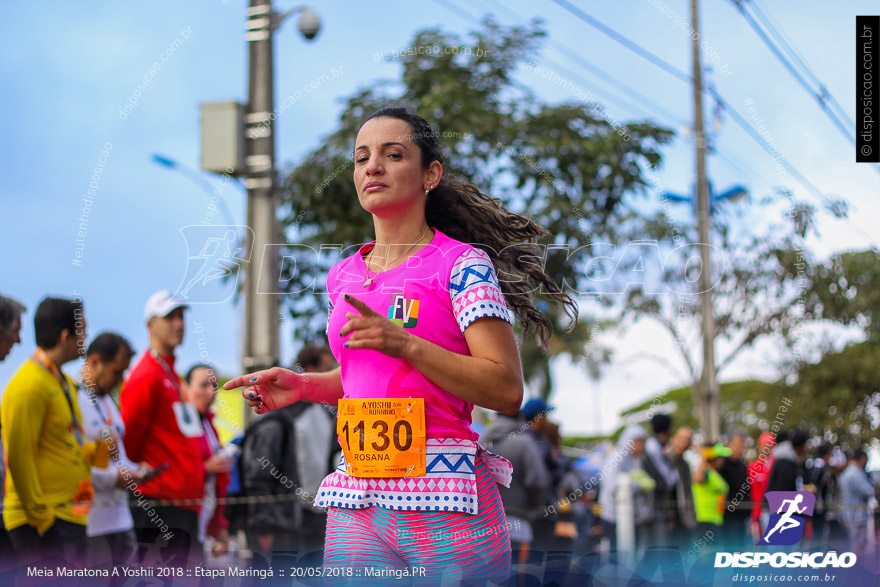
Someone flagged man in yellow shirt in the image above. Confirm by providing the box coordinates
[2,297,103,564]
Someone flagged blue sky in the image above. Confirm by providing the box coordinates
[1,0,877,436]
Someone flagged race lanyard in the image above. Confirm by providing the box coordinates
[34,349,84,447]
[94,394,123,437]
[336,397,426,478]
[202,416,221,454]
[149,349,192,426]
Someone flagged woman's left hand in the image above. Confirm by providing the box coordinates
[339,294,415,358]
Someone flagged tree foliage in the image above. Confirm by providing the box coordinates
[618,340,880,450]
[805,249,880,341]
[618,379,788,442]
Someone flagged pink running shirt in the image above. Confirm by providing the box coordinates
[325,227,513,441]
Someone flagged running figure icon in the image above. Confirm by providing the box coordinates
[180,230,242,298]
[763,493,807,542]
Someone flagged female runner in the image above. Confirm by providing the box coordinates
[224,106,577,585]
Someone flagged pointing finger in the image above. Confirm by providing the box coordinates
[224,370,267,390]
[343,293,380,317]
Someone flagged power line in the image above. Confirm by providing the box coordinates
[749,0,855,130]
[727,0,854,146]
[730,0,880,179]
[546,0,823,196]
[545,0,879,242]
[548,0,693,85]
[435,0,879,250]
[481,0,687,126]
[432,0,677,127]
[481,0,785,203]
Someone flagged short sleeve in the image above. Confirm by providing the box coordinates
[449,247,512,333]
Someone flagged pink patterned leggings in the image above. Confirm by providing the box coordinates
[322,453,512,586]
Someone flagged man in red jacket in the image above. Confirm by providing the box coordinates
[120,290,204,566]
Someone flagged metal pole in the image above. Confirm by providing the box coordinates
[243,0,280,407]
[615,471,635,566]
[690,0,720,441]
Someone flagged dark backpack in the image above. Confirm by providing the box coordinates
[226,404,307,533]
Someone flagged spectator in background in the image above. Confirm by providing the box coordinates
[2,297,105,564]
[805,444,834,544]
[0,295,25,362]
[838,448,877,548]
[668,427,697,543]
[542,420,579,569]
[692,443,730,535]
[0,294,26,561]
[120,290,204,566]
[480,406,551,566]
[598,425,656,556]
[290,344,337,558]
[182,364,233,558]
[520,397,561,555]
[824,449,850,543]
[522,398,561,492]
[643,413,678,546]
[719,430,750,549]
[766,430,808,494]
[238,344,337,567]
[76,332,143,568]
[749,431,776,539]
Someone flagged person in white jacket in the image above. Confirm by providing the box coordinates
[838,448,878,548]
[76,333,147,567]
[599,425,656,557]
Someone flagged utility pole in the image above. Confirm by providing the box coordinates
[690,0,720,441]
[242,0,280,392]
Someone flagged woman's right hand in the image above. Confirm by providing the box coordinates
[223,367,304,414]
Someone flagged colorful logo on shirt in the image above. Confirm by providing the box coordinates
[388,295,419,328]
[758,491,816,545]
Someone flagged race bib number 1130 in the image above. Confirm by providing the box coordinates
[337,398,426,478]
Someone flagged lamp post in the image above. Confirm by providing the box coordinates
[664,183,748,213]
[241,1,321,392]
[662,181,747,441]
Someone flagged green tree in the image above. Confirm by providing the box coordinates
[274,18,673,395]
[790,341,880,450]
[804,249,880,341]
[618,379,789,442]
[619,340,880,451]
[614,196,821,438]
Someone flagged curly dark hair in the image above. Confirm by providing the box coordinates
[359,106,578,347]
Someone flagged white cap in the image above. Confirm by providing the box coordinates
[144,290,189,323]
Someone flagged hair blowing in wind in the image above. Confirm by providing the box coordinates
[360,106,579,348]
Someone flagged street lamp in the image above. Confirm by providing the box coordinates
[664,182,749,214]
[151,153,239,226]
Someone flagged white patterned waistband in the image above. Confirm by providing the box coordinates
[313,438,512,515]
